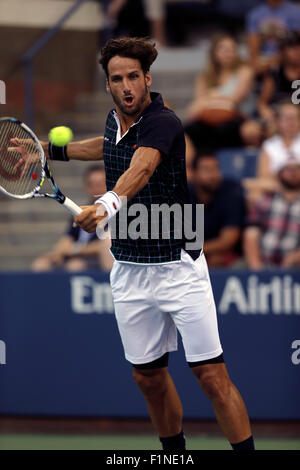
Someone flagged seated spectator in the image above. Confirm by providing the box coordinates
[244,101,300,201]
[257,101,300,184]
[244,158,300,269]
[31,164,113,272]
[258,31,300,133]
[246,0,300,75]
[184,33,262,177]
[189,151,246,268]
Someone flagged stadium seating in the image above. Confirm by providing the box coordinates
[216,147,258,180]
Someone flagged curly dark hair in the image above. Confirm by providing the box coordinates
[99,37,158,77]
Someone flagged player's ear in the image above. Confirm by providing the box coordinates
[145,72,152,88]
[106,78,111,94]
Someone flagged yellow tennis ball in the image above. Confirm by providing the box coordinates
[48,126,73,146]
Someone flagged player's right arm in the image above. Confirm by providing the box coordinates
[11,136,104,174]
[41,136,104,161]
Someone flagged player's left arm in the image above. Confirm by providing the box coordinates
[112,146,162,199]
[74,147,162,232]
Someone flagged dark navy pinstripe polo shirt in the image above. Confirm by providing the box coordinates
[103,92,201,264]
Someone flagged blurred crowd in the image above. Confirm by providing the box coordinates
[33,0,300,272]
[184,0,300,270]
[32,164,114,273]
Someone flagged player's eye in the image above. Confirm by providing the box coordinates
[111,77,121,83]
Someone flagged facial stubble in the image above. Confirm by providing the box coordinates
[110,79,150,116]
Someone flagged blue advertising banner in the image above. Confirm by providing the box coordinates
[0,270,299,419]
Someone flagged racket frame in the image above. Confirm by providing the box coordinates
[0,117,82,216]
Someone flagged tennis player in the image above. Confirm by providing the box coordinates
[49,37,255,451]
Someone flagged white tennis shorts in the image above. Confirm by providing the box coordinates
[110,249,223,365]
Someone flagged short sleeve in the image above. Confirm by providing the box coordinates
[138,112,183,158]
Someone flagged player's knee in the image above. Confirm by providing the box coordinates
[193,368,231,404]
[132,368,167,400]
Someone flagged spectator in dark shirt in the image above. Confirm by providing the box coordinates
[244,157,300,269]
[31,164,113,272]
[190,152,246,268]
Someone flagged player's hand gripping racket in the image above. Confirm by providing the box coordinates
[0,117,82,216]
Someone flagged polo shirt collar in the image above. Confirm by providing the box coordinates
[142,92,164,115]
[113,111,142,144]
[113,92,163,145]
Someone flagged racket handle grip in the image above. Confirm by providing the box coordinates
[62,197,82,216]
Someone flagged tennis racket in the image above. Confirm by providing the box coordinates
[0,117,82,216]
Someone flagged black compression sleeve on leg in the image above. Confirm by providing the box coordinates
[231,435,255,451]
[160,430,186,451]
[188,353,224,368]
[132,353,169,370]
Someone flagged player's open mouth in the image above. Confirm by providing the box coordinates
[124,96,134,105]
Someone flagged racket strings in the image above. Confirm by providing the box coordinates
[0,122,26,191]
[10,124,40,196]
[0,121,42,197]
